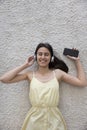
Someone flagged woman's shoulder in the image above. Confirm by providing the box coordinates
[54,69,65,81]
[26,71,33,81]
[54,69,63,73]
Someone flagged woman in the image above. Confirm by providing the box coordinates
[0,43,87,130]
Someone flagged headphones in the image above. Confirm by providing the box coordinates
[51,56,54,62]
[34,55,36,60]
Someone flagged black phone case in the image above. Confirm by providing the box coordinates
[63,48,79,57]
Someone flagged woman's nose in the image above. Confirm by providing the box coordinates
[42,54,45,58]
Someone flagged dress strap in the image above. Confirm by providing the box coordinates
[53,70,56,78]
[33,71,35,77]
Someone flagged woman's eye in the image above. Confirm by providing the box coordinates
[37,52,50,56]
[38,53,42,56]
[44,53,49,56]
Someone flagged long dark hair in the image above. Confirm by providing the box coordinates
[35,43,69,73]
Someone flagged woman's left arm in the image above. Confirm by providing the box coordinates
[60,57,87,87]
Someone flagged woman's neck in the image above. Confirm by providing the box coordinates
[37,67,51,75]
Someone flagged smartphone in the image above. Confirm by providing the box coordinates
[63,48,79,57]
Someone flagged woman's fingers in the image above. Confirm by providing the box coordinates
[67,55,80,60]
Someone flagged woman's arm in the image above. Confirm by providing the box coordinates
[57,56,87,87]
[0,56,35,83]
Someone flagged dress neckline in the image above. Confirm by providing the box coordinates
[33,76,57,84]
[32,70,58,84]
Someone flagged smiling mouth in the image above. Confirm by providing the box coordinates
[39,59,47,63]
[40,61,46,63]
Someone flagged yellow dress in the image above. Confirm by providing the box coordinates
[21,72,67,130]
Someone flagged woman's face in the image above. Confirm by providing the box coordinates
[36,47,51,68]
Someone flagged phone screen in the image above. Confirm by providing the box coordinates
[63,48,79,57]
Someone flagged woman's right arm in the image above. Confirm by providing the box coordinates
[0,56,34,83]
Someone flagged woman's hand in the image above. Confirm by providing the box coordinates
[25,56,35,67]
[66,48,80,61]
[67,55,80,61]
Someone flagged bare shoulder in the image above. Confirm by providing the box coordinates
[26,71,33,81]
[54,69,65,81]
